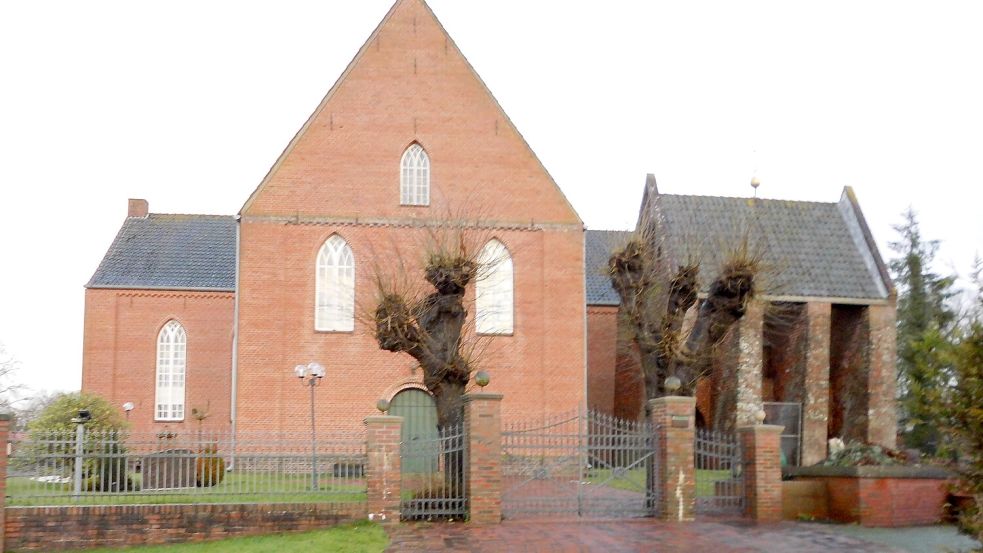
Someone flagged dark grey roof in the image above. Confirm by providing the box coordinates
[87,214,236,291]
[586,192,890,305]
[585,230,633,306]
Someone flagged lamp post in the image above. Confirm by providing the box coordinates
[70,409,92,497]
[294,362,325,491]
[122,402,134,421]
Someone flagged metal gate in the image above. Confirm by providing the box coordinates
[502,410,660,519]
[399,422,467,520]
[695,428,744,515]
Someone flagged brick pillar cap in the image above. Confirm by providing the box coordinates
[463,392,503,403]
[737,424,784,434]
[364,415,403,425]
[647,396,695,407]
[0,413,10,421]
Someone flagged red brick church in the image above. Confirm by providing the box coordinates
[81,0,896,465]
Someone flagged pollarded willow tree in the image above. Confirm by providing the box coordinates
[372,226,491,432]
[608,223,760,407]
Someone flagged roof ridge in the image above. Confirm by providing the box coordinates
[144,213,236,219]
[658,192,837,206]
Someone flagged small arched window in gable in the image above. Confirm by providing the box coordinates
[156,320,187,421]
[316,235,356,331]
[400,144,430,206]
[476,239,514,335]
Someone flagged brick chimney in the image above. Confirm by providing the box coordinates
[128,198,149,218]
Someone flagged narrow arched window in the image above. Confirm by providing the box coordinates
[476,239,514,335]
[155,320,187,421]
[316,235,356,331]
[400,144,430,206]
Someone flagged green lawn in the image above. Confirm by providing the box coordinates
[63,521,387,553]
[6,472,366,506]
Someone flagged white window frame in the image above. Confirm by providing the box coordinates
[155,320,187,421]
[476,239,514,335]
[315,234,356,332]
[400,143,430,206]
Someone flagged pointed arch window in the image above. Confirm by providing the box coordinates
[400,144,430,206]
[316,235,356,331]
[476,239,514,335]
[155,320,187,421]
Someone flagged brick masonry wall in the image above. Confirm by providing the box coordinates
[866,303,898,449]
[4,503,364,552]
[740,425,783,523]
[586,306,618,415]
[464,393,503,524]
[802,302,831,465]
[235,0,585,435]
[81,289,234,434]
[802,476,948,527]
[649,397,696,522]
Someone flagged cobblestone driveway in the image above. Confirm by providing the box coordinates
[386,520,905,552]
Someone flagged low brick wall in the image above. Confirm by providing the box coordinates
[5,502,366,552]
[784,466,954,527]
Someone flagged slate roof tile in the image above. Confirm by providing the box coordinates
[86,214,236,291]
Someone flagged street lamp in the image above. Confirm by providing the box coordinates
[122,402,134,421]
[294,362,325,490]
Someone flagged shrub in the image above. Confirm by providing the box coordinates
[819,441,908,467]
[196,444,226,487]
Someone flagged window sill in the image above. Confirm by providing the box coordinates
[477,331,514,337]
[314,329,355,335]
[154,419,185,423]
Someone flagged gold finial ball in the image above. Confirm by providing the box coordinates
[755,410,767,424]
[376,399,391,413]
[474,371,491,388]
[664,376,682,394]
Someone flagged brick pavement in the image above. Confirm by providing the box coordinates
[385,520,904,552]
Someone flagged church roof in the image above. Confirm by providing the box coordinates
[585,187,892,305]
[585,230,632,306]
[86,214,236,291]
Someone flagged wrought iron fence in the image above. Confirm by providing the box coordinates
[7,429,366,506]
[399,422,467,521]
[694,428,743,515]
[502,410,659,519]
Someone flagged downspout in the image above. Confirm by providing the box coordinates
[582,226,589,414]
[230,215,241,469]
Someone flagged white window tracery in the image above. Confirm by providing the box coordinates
[476,239,514,335]
[400,144,430,206]
[316,235,356,331]
[155,320,186,421]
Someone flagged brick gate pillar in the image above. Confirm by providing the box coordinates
[365,415,402,522]
[0,414,9,552]
[648,396,696,521]
[739,423,783,523]
[464,393,503,524]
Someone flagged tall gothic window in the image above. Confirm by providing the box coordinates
[476,239,514,335]
[316,235,356,331]
[400,143,430,206]
[155,320,187,421]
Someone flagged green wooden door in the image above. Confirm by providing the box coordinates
[390,389,439,473]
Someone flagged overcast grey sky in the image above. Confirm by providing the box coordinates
[1,0,981,395]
